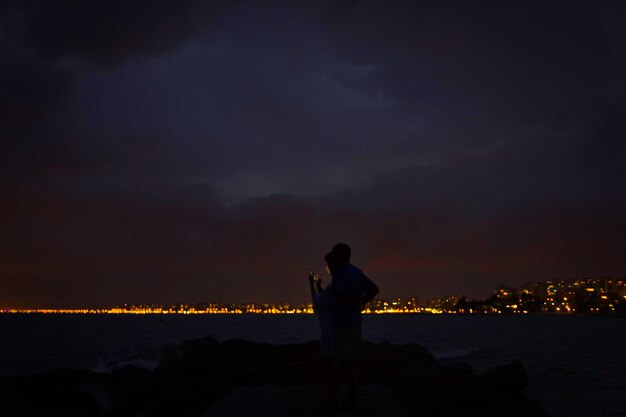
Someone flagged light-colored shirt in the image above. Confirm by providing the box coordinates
[313,282,333,356]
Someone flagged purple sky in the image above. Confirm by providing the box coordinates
[2,1,626,307]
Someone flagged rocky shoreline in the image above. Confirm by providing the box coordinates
[0,336,547,416]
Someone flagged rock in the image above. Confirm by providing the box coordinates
[395,343,440,376]
[158,336,220,371]
[360,342,440,384]
[445,362,473,377]
[0,336,546,417]
[145,391,209,417]
[179,335,219,364]
[217,338,272,356]
[401,362,502,416]
[0,371,103,417]
[359,342,405,384]
[55,390,101,417]
[108,365,155,405]
[106,364,230,417]
[477,360,528,395]
[249,360,323,385]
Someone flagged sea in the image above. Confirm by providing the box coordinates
[0,314,624,417]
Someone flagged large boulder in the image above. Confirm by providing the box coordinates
[106,364,229,417]
[360,342,439,384]
[106,365,156,415]
[360,342,399,383]
[477,360,529,396]
[0,370,104,417]
[393,343,440,378]
[179,335,219,365]
[402,362,495,416]
[158,335,220,371]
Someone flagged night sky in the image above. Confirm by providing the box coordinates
[2,1,626,308]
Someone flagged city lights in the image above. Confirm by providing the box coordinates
[1,277,623,315]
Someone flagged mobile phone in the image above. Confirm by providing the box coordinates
[309,270,317,280]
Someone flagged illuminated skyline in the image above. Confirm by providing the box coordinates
[2,276,623,315]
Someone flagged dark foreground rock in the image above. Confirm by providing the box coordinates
[0,336,548,417]
[0,369,104,417]
[401,360,546,417]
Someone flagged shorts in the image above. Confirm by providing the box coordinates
[332,323,361,362]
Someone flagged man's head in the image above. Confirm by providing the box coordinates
[331,243,351,265]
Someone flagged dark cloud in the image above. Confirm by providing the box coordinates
[0,49,73,137]
[0,0,231,182]
[3,0,223,66]
[578,95,626,175]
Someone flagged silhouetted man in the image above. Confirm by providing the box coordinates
[329,243,379,410]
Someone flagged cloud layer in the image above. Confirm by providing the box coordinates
[1,0,625,307]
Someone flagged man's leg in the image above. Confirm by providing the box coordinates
[341,323,361,409]
[322,357,340,403]
[328,360,341,403]
[340,359,358,408]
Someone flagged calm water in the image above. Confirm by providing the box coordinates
[0,314,624,416]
